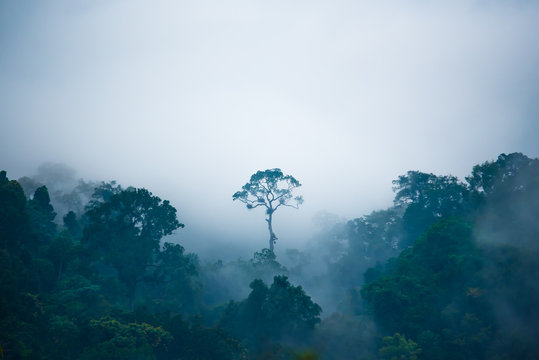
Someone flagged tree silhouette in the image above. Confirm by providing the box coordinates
[233,169,303,251]
[83,187,183,309]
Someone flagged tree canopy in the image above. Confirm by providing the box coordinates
[233,168,303,251]
[83,186,184,309]
[220,275,321,355]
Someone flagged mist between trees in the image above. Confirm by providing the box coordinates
[1,152,538,359]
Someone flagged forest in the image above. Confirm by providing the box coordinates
[1,152,538,359]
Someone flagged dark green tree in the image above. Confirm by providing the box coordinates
[47,233,75,280]
[233,169,303,251]
[331,208,402,291]
[27,185,57,243]
[83,187,183,309]
[220,275,321,355]
[145,242,200,313]
[361,219,489,359]
[466,153,539,241]
[392,171,470,247]
[63,210,82,238]
[0,170,29,251]
[466,152,537,197]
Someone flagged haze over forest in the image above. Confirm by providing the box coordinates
[1,0,538,257]
[1,1,539,359]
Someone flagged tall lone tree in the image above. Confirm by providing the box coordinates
[233,169,303,251]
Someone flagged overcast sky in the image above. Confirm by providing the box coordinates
[1,0,538,256]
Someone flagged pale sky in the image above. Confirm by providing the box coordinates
[1,0,538,257]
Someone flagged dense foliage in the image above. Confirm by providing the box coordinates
[0,174,242,359]
[220,275,321,356]
[1,152,538,359]
[358,153,539,359]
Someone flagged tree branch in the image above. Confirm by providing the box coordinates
[273,184,295,202]
[280,203,300,209]
[249,203,267,209]
[238,197,259,205]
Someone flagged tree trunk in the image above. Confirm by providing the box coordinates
[267,211,277,252]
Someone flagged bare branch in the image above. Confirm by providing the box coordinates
[249,203,267,209]
[280,203,300,209]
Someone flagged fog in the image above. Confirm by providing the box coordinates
[1,0,538,258]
